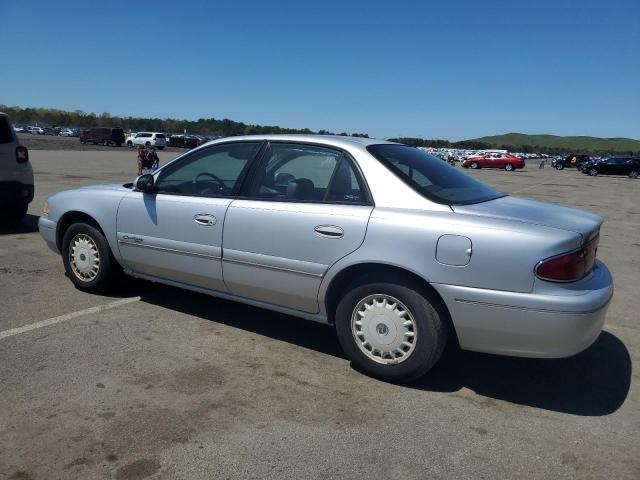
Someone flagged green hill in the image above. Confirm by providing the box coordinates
[469,133,640,155]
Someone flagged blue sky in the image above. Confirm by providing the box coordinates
[1,0,638,140]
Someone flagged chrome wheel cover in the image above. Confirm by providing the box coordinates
[69,234,100,282]
[351,294,417,365]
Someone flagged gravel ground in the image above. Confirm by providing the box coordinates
[0,149,638,479]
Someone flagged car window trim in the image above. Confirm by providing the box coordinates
[153,140,266,200]
[236,140,374,207]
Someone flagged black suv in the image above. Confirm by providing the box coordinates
[582,156,640,178]
[80,127,125,146]
[552,154,590,170]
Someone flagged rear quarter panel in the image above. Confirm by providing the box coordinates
[318,208,581,316]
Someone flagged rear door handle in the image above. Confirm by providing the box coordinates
[314,225,344,239]
[194,214,217,226]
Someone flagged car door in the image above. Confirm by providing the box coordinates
[116,141,263,292]
[222,142,373,313]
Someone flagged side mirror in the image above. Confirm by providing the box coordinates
[135,174,155,193]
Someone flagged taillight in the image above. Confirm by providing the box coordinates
[16,145,28,163]
[535,236,599,282]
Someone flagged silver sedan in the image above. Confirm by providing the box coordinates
[39,135,613,382]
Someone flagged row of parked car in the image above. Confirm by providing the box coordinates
[14,125,79,137]
[552,154,639,178]
[77,127,217,149]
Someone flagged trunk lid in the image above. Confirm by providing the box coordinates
[452,195,602,240]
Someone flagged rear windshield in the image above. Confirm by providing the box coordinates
[0,117,15,144]
[367,144,504,205]
[155,134,165,139]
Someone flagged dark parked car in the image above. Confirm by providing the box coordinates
[168,134,200,149]
[582,156,640,178]
[79,127,125,147]
[552,154,590,170]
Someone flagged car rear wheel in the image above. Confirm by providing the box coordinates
[470,162,479,169]
[127,141,133,148]
[335,278,447,382]
[589,168,598,176]
[145,142,151,147]
[629,170,638,179]
[556,163,564,170]
[62,223,118,293]
[505,163,514,171]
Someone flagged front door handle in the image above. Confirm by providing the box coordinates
[314,225,344,239]
[194,214,217,226]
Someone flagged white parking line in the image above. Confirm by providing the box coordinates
[0,296,141,340]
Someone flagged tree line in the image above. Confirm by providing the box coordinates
[1,105,369,138]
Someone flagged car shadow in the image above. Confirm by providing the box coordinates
[0,214,40,235]
[411,331,631,416]
[135,282,630,416]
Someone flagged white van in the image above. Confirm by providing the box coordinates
[0,113,34,222]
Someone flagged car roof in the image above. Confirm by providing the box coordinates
[206,134,396,150]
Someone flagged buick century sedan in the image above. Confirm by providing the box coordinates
[39,135,613,382]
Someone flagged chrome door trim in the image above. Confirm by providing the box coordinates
[222,257,324,278]
[223,248,327,278]
[118,240,222,260]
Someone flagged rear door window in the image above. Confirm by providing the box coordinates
[245,143,367,204]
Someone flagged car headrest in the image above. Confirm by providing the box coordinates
[286,178,315,200]
[275,172,295,186]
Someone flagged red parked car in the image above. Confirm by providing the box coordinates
[462,153,525,171]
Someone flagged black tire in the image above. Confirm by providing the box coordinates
[556,163,564,170]
[505,163,514,171]
[0,202,28,224]
[335,277,447,383]
[470,162,479,169]
[145,141,151,147]
[81,140,86,145]
[127,141,133,148]
[61,223,118,293]
[629,170,638,179]
[589,168,598,176]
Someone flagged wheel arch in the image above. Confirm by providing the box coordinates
[56,211,107,251]
[322,262,459,346]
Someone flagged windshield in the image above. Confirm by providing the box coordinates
[367,144,504,205]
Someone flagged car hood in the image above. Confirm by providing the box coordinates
[452,195,602,239]
[76,183,133,192]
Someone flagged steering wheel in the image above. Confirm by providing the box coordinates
[193,172,228,194]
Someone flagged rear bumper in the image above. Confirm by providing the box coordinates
[0,181,34,205]
[38,216,59,254]
[433,260,613,358]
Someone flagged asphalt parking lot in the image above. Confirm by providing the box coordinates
[1,142,638,479]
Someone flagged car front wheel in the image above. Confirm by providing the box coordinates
[470,162,479,169]
[335,278,447,382]
[505,163,514,171]
[589,168,598,176]
[629,170,638,179]
[62,223,118,293]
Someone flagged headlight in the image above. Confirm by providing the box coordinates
[42,201,51,215]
